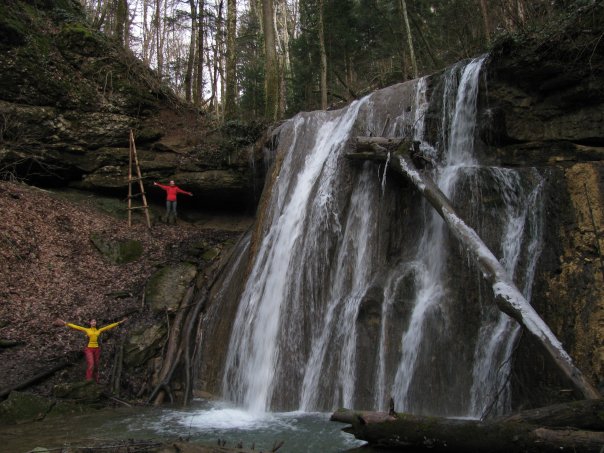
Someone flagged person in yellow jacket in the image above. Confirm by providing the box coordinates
[58,317,127,382]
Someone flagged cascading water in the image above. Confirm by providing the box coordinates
[220,55,545,418]
[468,167,545,417]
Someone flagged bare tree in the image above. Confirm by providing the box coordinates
[153,0,165,80]
[479,0,491,45]
[225,0,238,118]
[274,0,293,116]
[184,0,198,102]
[262,0,280,120]
[194,0,205,105]
[318,0,327,109]
[399,0,418,79]
[114,0,129,47]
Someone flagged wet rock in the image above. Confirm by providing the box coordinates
[145,263,198,313]
[52,381,103,403]
[0,391,54,425]
[123,323,167,368]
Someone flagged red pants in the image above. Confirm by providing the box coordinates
[84,347,101,382]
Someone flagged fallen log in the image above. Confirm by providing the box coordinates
[348,137,600,400]
[332,400,604,452]
[0,359,71,399]
[0,339,24,348]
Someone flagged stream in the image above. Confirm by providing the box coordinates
[0,400,366,452]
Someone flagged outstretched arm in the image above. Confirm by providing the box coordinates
[176,187,193,196]
[154,182,169,191]
[98,317,127,333]
[59,320,88,332]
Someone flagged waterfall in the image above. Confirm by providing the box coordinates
[219,56,545,417]
[222,103,369,413]
[468,168,544,417]
[390,57,483,413]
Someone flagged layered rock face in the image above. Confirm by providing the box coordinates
[0,0,264,211]
[479,10,604,405]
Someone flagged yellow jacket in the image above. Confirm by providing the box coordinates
[66,321,123,348]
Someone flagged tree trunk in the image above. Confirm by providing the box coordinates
[142,0,151,65]
[210,0,224,114]
[194,0,205,106]
[185,0,197,103]
[479,0,491,45]
[399,0,418,78]
[318,0,327,109]
[348,137,600,401]
[225,0,237,119]
[331,400,604,452]
[262,0,280,120]
[113,0,128,47]
[275,0,290,117]
[154,0,164,80]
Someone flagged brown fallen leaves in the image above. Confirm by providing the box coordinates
[0,180,243,393]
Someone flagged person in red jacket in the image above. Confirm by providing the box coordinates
[153,180,193,223]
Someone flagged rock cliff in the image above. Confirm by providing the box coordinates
[0,0,265,212]
[480,5,604,405]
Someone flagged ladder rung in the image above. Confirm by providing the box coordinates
[129,177,145,182]
[128,206,149,211]
[128,193,145,199]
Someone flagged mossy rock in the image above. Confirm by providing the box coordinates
[52,381,103,403]
[0,391,54,425]
[90,233,143,264]
[135,127,164,144]
[145,263,198,313]
[123,323,167,368]
[186,240,220,261]
[57,22,107,57]
[46,400,91,417]
[201,247,221,261]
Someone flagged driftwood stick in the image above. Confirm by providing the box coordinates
[349,137,600,400]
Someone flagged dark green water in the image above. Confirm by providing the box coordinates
[0,400,366,452]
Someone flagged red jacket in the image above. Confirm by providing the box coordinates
[155,183,192,201]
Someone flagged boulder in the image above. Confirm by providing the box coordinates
[90,233,143,264]
[145,263,198,313]
[123,323,167,368]
[0,391,54,425]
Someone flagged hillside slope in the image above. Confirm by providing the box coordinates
[0,180,242,393]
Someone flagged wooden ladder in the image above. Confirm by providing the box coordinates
[128,129,151,228]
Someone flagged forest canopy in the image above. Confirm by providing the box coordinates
[81,0,598,120]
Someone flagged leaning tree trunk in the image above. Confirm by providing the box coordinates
[348,137,600,401]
